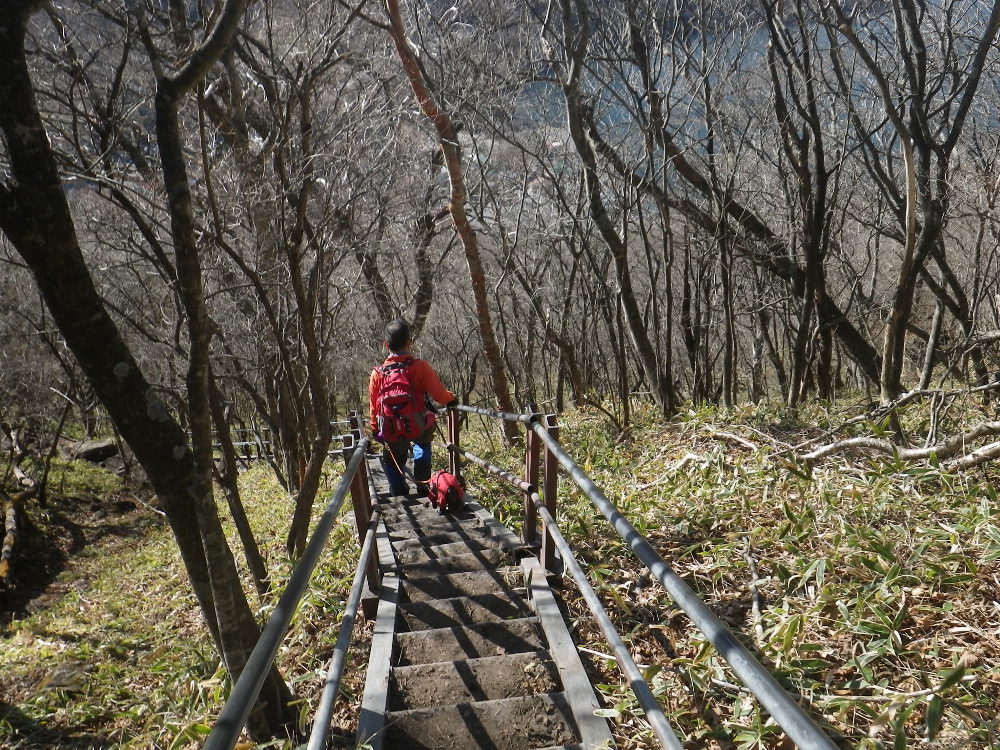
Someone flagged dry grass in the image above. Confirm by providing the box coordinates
[465,400,1000,749]
[0,460,366,749]
[3,398,999,750]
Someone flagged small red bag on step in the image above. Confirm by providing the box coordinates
[428,470,465,513]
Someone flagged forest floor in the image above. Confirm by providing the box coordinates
[467,400,1000,750]
[0,459,365,749]
[1,400,999,749]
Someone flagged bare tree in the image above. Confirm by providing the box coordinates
[824,0,1000,401]
[384,0,519,439]
[0,1,295,738]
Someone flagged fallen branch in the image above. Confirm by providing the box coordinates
[945,440,1000,470]
[741,424,795,450]
[0,494,15,580]
[815,675,976,704]
[793,382,1000,452]
[800,421,1000,465]
[635,473,673,492]
[742,537,766,646]
[671,451,705,471]
[12,462,35,491]
[2,422,39,582]
[3,421,37,492]
[971,330,1000,346]
[705,427,760,452]
[635,452,706,490]
[0,488,34,582]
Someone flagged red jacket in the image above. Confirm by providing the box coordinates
[369,354,454,433]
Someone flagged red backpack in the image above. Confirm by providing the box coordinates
[375,357,425,441]
[428,470,465,513]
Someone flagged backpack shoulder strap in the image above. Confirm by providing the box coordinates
[380,356,415,375]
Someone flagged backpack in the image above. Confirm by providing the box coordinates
[375,357,425,441]
[428,470,465,514]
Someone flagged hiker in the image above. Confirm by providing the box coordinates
[369,318,457,497]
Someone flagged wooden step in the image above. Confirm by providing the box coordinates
[358,456,615,750]
[386,515,476,535]
[398,593,531,631]
[389,650,560,710]
[401,547,506,576]
[381,503,477,525]
[399,569,521,603]
[396,617,544,665]
[391,527,500,550]
[395,538,502,565]
[383,692,580,749]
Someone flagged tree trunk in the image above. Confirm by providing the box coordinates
[0,5,295,740]
[385,0,519,440]
[209,378,270,599]
[719,235,736,407]
[554,0,672,417]
[681,245,701,402]
[919,299,944,390]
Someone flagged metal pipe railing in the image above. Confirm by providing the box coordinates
[454,403,535,424]
[343,432,379,592]
[530,488,685,750]
[540,413,559,570]
[204,436,371,750]
[306,502,382,750]
[453,447,529,490]
[453,444,684,749]
[529,423,838,750]
[524,404,542,547]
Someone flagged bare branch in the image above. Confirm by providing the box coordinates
[800,421,1000,464]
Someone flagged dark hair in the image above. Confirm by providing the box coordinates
[385,318,411,352]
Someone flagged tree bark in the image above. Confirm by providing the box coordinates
[385,0,519,440]
[580,80,882,387]
[552,0,673,417]
[827,0,1000,401]
[209,378,270,599]
[0,4,294,739]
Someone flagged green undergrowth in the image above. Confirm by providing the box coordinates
[0,455,125,502]
[3,400,998,749]
[40,458,126,500]
[461,401,1000,749]
[1,459,363,749]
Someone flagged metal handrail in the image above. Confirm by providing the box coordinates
[527,422,838,750]
[204,437,371,750]
[455,403,535,424]
[454,447,528,490]
[453,445,684,750]
[306,502,382,750]
[447,403,836,749]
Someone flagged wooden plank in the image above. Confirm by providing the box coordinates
[355,575,399,750]
[522,556,616,748]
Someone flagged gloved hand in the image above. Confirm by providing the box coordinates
[445,398,459,409]
[373,431,385,443]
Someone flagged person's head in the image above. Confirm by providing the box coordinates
[385,318,412,353]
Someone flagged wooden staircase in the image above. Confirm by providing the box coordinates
[357,457,615,749]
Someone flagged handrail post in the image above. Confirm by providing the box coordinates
[541,413,559,574]
[348,409,360,433]
[353,428,379,594]
[342,433,367,544]
[343,432,379,595]
[523,404,541,548]
[448,405,462,482]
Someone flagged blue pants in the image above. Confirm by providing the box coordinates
[383,422,435,496]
